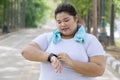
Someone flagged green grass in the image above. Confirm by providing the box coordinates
[115,39,120,47]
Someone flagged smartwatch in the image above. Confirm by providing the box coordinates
[48,53,57,63]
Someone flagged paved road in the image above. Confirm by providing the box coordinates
[0,28,120,80]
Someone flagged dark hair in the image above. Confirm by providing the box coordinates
[55,3,77,18]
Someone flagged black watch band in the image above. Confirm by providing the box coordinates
[48,53,57,63]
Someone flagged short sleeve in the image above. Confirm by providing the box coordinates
[86,34,105,57]
[32,32,52,51]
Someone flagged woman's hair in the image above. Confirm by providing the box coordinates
[55,3,86,26]
[55,3,77,18]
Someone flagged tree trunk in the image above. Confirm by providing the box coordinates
[2,0,5,33]
[91,0,98,36]
[20,0,25,27]
[10,0,14,30]
[86,11,91,33]
[17,0,21,27]
[13,0,15,29]
[98,0,102,26]
[2,0,5,26]
[110,0,115,45]
[9,0,12,30]
[14,0,18,29]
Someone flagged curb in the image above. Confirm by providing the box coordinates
[106,53,120,74]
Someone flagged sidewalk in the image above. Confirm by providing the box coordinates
[0,28,120,80]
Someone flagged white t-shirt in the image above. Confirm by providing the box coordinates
[32,32,105,80]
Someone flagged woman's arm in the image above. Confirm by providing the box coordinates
[58,53,106,77]
[22,42,62,73]
[70,55,106,77]
[21,42,49,62]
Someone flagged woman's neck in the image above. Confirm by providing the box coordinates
[61,35,73,39]
[61,33,75,39]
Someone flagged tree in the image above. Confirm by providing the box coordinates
[110,0,115,45]
[20,0,25,27]
[0,0,51,31]
[1,0,10,33]
[91,0,98,36]
[25,0,49,27]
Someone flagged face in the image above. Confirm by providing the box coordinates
[56,12,78,38]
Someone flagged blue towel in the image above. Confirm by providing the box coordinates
[74,25,86,43]
[52,29,61,44]
[52,24,86,44]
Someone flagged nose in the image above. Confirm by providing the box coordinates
[61,22,65,26]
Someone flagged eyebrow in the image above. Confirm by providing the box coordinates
[64,17,70,20]
[57,17,70,21]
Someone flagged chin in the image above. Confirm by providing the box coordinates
[61,32,68,35]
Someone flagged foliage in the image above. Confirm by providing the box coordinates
[104,0,120,22]
[0,0,119,29]
[45,0,62,19]
[0,0,10,28]
[0,5,2,28]
[114,0,120,18]
[69,0,120,23]
[69,0,91,18]
[25,0,49,27]
[0,0,62,29]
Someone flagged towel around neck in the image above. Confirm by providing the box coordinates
[52,24,86,44]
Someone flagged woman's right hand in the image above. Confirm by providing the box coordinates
[51,56,62,73]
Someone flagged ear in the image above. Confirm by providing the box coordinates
[75,15,79,23]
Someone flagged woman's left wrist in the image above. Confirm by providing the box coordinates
[48,53,57,63]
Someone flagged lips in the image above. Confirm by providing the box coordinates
[61,28,69,31]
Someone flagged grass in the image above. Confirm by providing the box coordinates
[115,39,120,46]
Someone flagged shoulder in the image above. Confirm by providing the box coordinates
[32,32,53,51]
[86,33,98,42]
[32,32,53,42]
[86,33,97,38]
[37,32,53,39]
[41,32,53,36]
[44,32,53,40]
[85,33,105,56]
[84,33,101,47]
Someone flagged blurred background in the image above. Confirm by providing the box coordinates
[0,0,120,80]
[0,0,120,50]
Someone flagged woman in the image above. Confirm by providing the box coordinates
[22,3,106,80]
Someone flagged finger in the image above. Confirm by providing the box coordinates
[57,53,64,57]
[53,59,62,72]
[55,67,61,73]
[57,53,62,56]
[57,56,62,59]
[57,54,63,58]
[51,58,61,70]
[54,59,60,69]
[58,63,62,73]
[51,58,58,68]
[51,56,62,73]
[57,55,64,61]
[55,61,62,73]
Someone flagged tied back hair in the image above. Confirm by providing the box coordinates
[55,3,77,19]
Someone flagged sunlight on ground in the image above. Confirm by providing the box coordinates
[115,39,120,45]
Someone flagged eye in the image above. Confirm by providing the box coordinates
[57,21,61,24]
[64,19,69,22]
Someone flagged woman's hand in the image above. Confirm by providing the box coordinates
[57,53,73,66]
[51,56,62,73]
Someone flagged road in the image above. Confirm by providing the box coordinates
[0,28,120,80]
